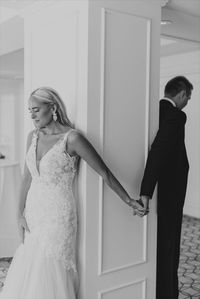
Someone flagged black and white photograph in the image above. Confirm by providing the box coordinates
[0,1,199,298]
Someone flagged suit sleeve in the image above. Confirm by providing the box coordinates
[140,112,180,198]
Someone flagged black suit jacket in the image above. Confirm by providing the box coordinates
[140,100,189,202]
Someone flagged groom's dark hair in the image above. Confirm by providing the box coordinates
[164,76,193,97]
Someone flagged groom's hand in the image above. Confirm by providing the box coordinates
[128,198,145,217]
[139,195,150,215]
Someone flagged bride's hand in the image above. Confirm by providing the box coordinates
[18,215,30,243]
[127,198,145,217]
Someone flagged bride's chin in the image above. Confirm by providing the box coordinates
[34,120,55,129]
[34,122,43,129]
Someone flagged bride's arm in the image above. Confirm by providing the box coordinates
[17,132,33,218]
[68,131,144,214]
[17,132,33,241]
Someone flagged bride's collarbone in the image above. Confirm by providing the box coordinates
[36,132,75,159]
[36,134,64,157]
[38,135,59,148]
[41,133,62,142]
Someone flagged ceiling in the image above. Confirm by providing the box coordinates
[161,0,200,56]
[0,0,36,23]
[0,0,199,78]
[0,0,36,10]
[0,0,199,17]
[165,0,200,18]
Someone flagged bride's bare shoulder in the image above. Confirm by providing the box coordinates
[67,129,88,149]
[68,129,83,140]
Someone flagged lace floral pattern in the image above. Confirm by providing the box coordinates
[25,130,78,272]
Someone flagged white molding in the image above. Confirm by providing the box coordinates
[98,7,151,277]
[98,278,146,299]
[98,7,106,276]
[145,18,151,154]
[161,34,200,46]
[183,204,200,219]
[0,237,20,258]
[99,258,147,276]
[102,6,154,21]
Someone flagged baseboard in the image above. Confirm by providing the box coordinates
[183,203,200,219]
[0,237,20,258]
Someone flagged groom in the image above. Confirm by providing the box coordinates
[138,76,193,299]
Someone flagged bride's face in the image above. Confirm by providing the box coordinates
[28,97,53,128]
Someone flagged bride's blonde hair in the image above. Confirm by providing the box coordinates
[30,87,74,128]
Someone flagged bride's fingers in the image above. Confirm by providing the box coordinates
[24,222,30,232]
[134,198,150,216]
[141,208,149,216]
[133,207,145,217]
[19,227,24,243]
[21,217,30,232]
[136,198,144,208]
[134,204,148,217]
[132,209,136,216]
[134,203,145,213]
[128,199,146,217]
[23,228,25,243]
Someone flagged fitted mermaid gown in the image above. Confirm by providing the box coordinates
[0,129,78,299]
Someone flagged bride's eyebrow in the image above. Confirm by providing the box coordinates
[28,107,39,111]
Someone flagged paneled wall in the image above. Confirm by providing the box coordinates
[83,1,161,298]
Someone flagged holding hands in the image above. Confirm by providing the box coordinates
[126,195,150,217]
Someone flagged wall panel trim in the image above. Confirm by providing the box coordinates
[98,8,151,276]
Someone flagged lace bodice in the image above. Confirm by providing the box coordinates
[26,130,77,186]
[25,129,78,272]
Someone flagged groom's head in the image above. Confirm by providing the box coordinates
[164,76,193,110]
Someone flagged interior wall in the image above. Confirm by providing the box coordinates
[0,78,24,166]
[160,49,200,218]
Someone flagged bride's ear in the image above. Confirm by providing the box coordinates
[51,104,57,113]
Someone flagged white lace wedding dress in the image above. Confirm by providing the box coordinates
[0,129,78,299]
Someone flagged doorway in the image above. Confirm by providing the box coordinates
[160,35,200,298]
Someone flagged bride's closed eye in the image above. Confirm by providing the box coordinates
[28,108,40,113]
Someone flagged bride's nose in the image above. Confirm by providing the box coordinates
[31,111,36,119]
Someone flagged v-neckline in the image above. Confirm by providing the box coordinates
[34,130,70,176]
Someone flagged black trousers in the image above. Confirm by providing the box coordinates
[156,196,184,299]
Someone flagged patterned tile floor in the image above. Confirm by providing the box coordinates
[178,215,200,299]
[0,215,199,298]
[0,257,12,290]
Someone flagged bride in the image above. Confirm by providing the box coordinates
[0,87,144,299]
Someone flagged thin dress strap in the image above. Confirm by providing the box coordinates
[63,129,73,153]
[63,129,78,160]
[63,129,73,143]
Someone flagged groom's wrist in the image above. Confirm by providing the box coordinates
[141,195,151,200]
